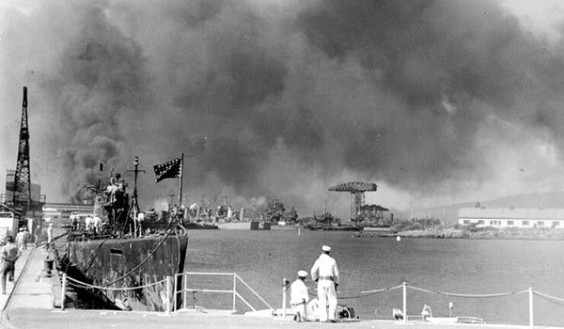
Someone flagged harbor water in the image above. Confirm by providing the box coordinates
[184,229,564,326]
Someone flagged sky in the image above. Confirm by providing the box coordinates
[2,0,564,219]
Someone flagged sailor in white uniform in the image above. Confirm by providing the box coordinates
[290,270,310,322]
[310,245,340,322]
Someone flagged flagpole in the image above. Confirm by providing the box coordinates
[178,153,184,209]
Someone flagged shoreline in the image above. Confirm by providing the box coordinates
[392,227,564,240]
[200,220,564,240]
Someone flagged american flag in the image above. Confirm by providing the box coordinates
[153,156,182,183]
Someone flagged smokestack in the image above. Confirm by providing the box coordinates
[22,86,27,108]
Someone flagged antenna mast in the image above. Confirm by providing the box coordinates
[126,156,145,236]
[126,156,146,216]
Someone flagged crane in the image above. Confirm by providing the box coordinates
[3,87,44,231]
[328,182,378,224]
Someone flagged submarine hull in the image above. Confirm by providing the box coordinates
[64,235,188,311]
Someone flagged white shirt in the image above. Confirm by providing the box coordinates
[311,253,340,284]
[15,231,26,244]
[93,216,102,230]
[47,226,53,242]
[85,217,92,229]
[290,279,310,305]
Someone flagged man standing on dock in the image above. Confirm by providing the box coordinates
[47,223,53,250]
[23,227,31,249]
[16,228,26,251]
[311,245,340,323]
[0,236,20,294]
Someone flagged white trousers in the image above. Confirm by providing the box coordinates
[292,303,307,321]
[317,280,337,321]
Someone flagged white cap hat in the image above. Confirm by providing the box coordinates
[298,270,308,278]
[322,245,331,252]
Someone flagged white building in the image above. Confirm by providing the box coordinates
[458,208,564,229]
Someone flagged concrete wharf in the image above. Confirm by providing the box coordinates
[1,246,562,329]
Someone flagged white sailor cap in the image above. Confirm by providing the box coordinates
[298,270,308,278]
[322,245,331,252]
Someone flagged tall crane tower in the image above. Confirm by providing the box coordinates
[328,181,378,223]
[0,87,44,238]
[12,86,32,209]
[3,87,44,223]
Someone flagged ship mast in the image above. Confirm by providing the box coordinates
[126,156,145,236]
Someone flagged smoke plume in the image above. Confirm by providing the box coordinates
[3,0,564,217]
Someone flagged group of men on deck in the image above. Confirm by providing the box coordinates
[290,244,340,323]
[70,212,103,234]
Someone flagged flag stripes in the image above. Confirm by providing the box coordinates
[153,156,182,183]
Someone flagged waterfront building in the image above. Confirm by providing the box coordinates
[458,207,564,229]
[43,203,94,227]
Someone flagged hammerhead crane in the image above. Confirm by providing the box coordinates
[328,182,378,224]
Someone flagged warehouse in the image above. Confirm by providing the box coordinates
[458,208,564,229]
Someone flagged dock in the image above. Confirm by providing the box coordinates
[1,247,562,329]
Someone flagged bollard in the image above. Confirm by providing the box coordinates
[44,257,54,278]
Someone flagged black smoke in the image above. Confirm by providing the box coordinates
[296,0,564,191]
[6,0,564,215]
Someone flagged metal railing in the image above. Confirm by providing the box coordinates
[61,271,564,327]
[174,272,273,313]
[358,282,564,328]
[60,271,272,314]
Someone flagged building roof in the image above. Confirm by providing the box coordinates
[0,203,23,216]
[458,208,564,220]
[43,203,94,213]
